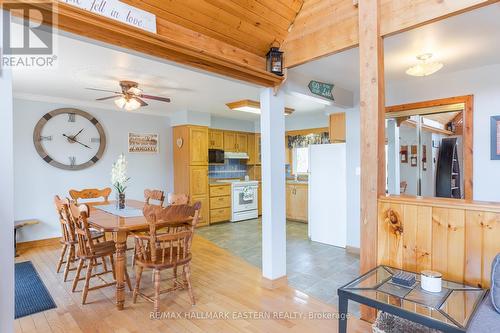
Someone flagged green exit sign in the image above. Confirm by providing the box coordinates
[308,80,335,101]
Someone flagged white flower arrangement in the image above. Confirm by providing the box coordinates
[111,154,130,194]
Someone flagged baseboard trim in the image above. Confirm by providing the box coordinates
[261,275,288,290]
[346,245,360,256]
[17,237,60,251]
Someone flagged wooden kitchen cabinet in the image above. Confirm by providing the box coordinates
[189,166,208,197]
[255,134,261,164]
[209,183,231,224]
[223,132,237,151]
[173,125,209,227]
[189,126,209,165]
[329,112,346,142]
[247,133,256,164]
[236,133,248,153]
[286,183,308,222]
[209,129,224,149]
[223,131,247,153]
[192,195,209,227]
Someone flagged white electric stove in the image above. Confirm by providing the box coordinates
[216,180,259,222]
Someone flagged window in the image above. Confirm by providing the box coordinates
[292,147,309,174]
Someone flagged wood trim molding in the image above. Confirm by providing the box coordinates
[6,1,282,87]
[261,276,288,290]
[386,95,474,200]
[17,237,60,252]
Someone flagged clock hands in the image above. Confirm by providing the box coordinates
[72,128,84,140]
[62,133,92,149]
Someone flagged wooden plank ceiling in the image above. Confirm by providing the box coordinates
[122,0,304,57]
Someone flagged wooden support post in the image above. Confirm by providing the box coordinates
[358,0,385,320]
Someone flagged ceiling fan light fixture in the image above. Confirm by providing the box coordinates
[226,99,294,116]
[406,53,444,77]
[114,96,127,109]
[114,96,141,111]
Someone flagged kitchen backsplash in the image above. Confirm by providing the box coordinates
[209,159,248,179]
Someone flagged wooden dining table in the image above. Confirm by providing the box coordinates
[88,199,192,310]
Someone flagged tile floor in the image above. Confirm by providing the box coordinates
[196,219,360,312]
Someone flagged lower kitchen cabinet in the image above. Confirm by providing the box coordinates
[192,195,209,227]
[286,183,308,222]
[209,183,231,224]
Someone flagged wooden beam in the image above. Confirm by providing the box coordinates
[4,1,282,87]
[283,0,499,68]
[358,0,384,319]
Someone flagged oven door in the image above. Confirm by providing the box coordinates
[233,185,258,212]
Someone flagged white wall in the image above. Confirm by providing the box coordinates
[13,98,173,242]
[285,111,329,131]
[211,115,256,132]
[386,64,500,202]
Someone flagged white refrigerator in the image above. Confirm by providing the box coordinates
[308,143,347,248]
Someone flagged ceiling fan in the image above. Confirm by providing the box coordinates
[86,80,171,111]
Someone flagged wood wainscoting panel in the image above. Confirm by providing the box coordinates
[379,196,500,287]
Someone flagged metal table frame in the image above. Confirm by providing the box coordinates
[337,265,487,333]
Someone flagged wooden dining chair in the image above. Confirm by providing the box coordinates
[69,187,112,205]
[68,202,132,304]
[144,189,165,206]
[132,202,201,312]
[54,195,106,282]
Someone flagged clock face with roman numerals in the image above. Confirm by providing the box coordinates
[33,108,106,170]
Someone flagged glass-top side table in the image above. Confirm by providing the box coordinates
[338,265,487,333]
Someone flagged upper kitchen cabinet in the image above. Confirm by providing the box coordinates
[209,129,224,149]
[247,133,256,164]
[236,133,248,153]
[223,132,237,151]
[223,131,248,153]
[329,112,346,142]
[189,126,209,165]
[255,134,261,164]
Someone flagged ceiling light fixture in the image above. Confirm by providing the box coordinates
[114,96,141,111]
[226,99,294,115]
[406,53,444,77]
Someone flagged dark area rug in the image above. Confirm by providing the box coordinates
[15,261,56,319]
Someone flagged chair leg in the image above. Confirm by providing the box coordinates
[153,269,161,313]
[101,255,108,273]
[109,255,116,280]
[125,267,133,292]
[56,244,68,273]
[132,265,143,304]
[82,260,94,305]
[184,264,195,306]
[63,245,74,282]
[72,258,84,292]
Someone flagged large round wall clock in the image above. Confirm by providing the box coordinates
[33,108,106,170]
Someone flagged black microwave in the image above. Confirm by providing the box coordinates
[209,149,225,164]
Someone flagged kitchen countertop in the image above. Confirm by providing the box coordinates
[286,180,308,185]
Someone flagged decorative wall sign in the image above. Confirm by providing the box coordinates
[33,108,106,170]
[491,115,500,160]
[307,80,335,101]
[62,0,157,33]
[128,133,158,153]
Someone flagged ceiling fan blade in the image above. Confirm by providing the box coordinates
[96,95,122,101]
[86,87,122,94]
[140,94,171,103]
[133,97,148,107]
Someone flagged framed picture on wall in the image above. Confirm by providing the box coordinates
[491,116,500,160]
[128,133,159,153]
[400,145,408,163]
[410,145,418,167]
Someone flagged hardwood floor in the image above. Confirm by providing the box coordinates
[14,236,371,333]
